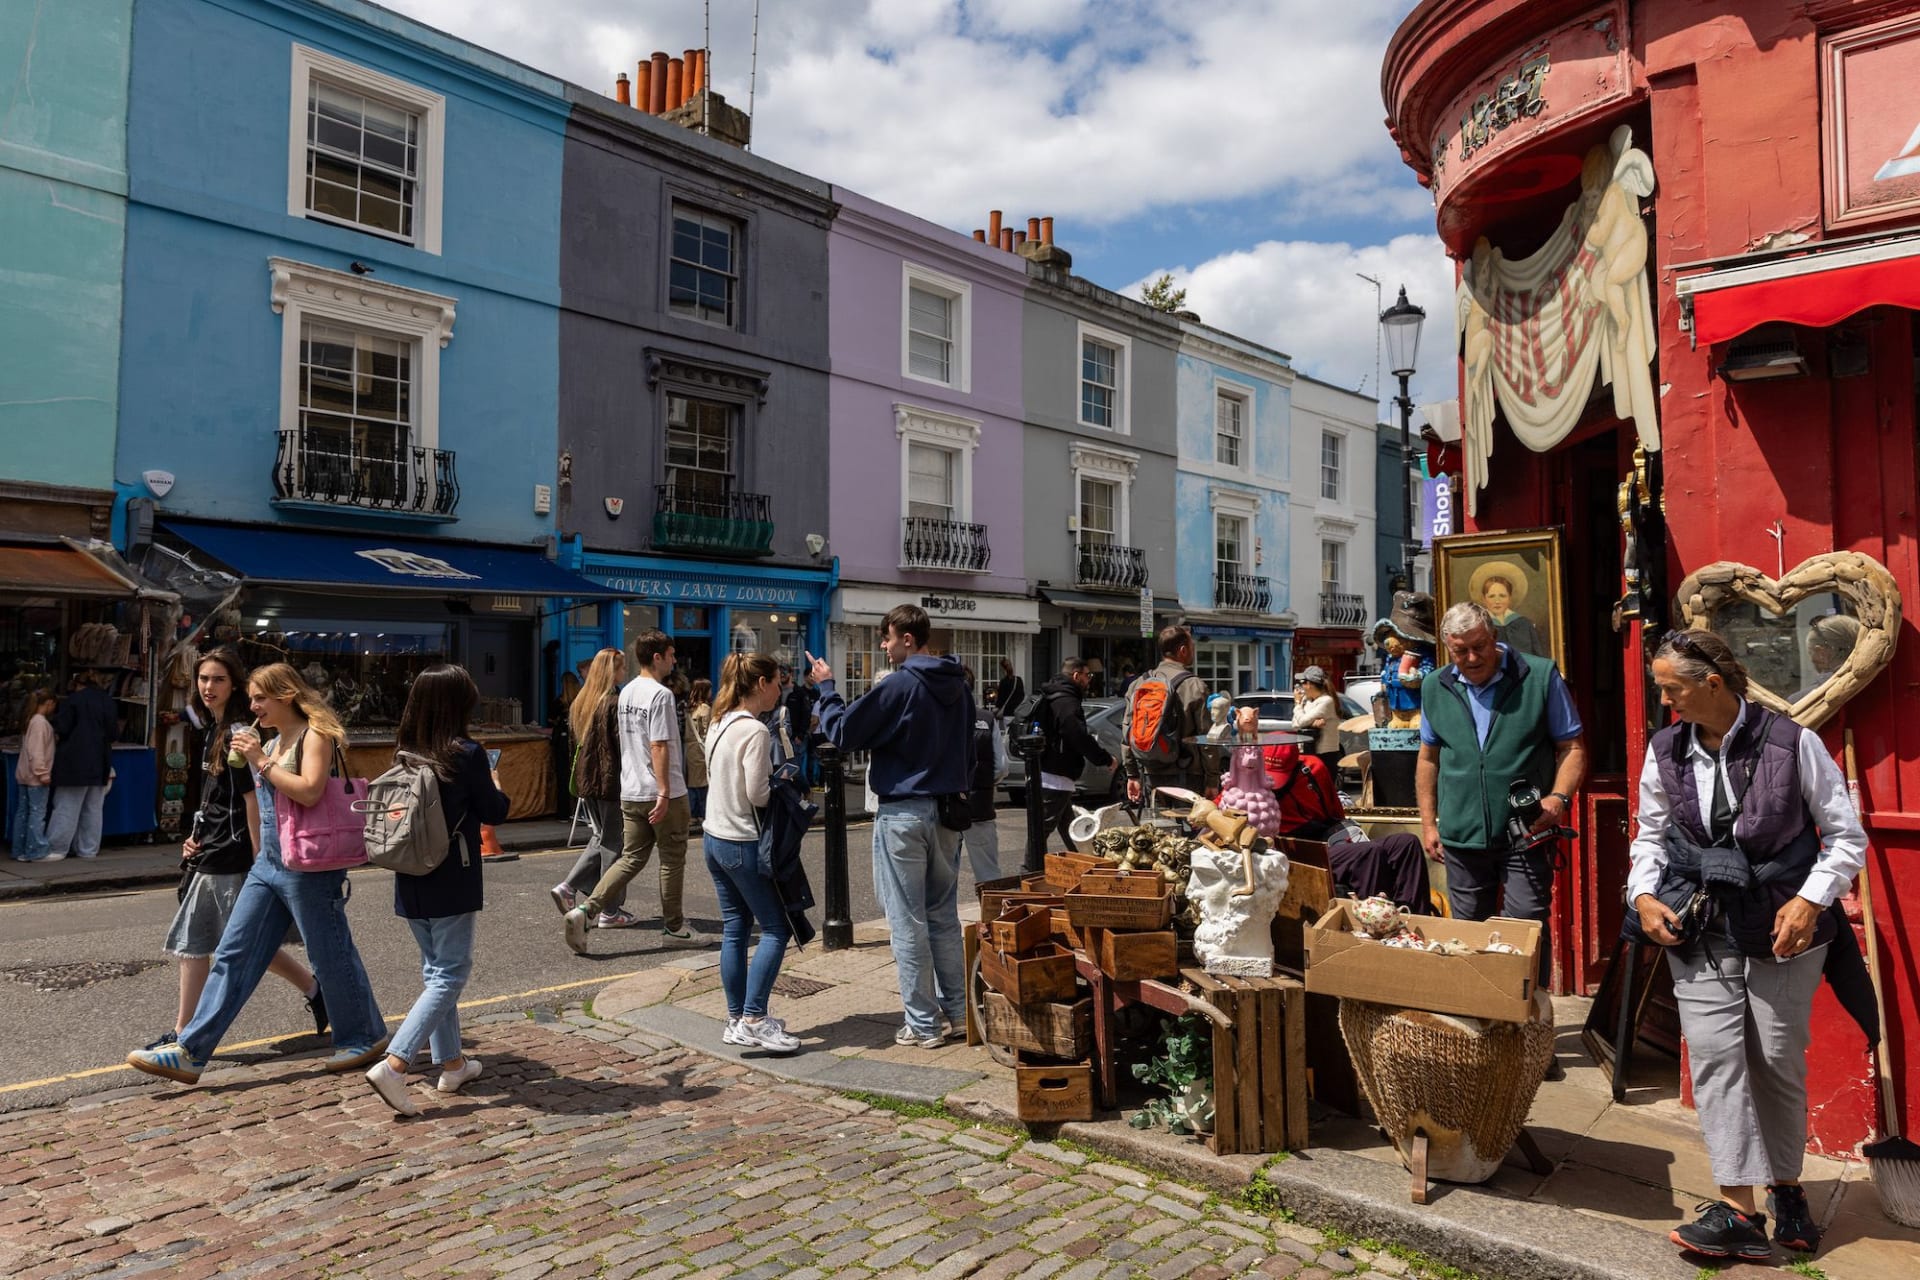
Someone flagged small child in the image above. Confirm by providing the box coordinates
[10,689,56,860]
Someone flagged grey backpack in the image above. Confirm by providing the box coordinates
[353,751,467,876]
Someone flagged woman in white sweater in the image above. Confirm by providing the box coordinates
[702,652,800,1054]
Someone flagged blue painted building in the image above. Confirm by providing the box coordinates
[1171,322,1296,693]
[114,0,618,764]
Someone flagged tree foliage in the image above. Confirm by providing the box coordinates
[1140,273,1188,313]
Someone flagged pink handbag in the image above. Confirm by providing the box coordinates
[273,732,370,872]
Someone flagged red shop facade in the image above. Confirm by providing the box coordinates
[1385,0,1920,1155]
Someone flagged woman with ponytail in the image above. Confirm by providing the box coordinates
[552,648,633,926]
[702,652,799,1054]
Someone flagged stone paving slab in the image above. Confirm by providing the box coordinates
[1,1016,1387,1280]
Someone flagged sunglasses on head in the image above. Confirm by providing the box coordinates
[1661,629,1722,676]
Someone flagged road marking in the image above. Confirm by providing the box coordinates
[0,967,650,1095]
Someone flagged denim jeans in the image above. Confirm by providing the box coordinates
[9,784,50,860]
[388,912,478,1065]
[704,834,792,1019]
[872,798,964,1036]
[960,818,1000,885]
[46,784,105,858]
[179,780,384,1060]
[561,797,625,910]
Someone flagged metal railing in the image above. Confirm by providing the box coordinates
[1075,541,1148,591]
[273,427,458,516]
[652,483,775,555]
[1214,568,1273,613]
[901,515,991,572]
[1319,591,1369,628]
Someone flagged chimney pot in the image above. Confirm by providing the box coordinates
[1027,217,1040,241]
[684,50,701,103]
[649,52,669,112]
[972,229,986,242]
[999,228,1014,251]
[635,62,653,111]
[1041,216,1054,246]
[988,210,1003,244]
[1014,231,1027,247]
[666,57,685,110]
[687,49,704,101]
[615,73,631,106]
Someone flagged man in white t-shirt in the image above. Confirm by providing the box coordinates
[564,630,707,954]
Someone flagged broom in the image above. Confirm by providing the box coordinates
[1846,730,1920,1226]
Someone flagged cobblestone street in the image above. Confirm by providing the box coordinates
[0,1009,1389,1280]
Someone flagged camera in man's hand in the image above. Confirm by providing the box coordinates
[1505,779,1576,852]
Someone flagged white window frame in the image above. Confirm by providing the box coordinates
[667,203,743,328]
[1210,485,1261,585]
[1320,429,1346,502]
[1070,442,1138,547]
[900,263,972,392]
[895,402,982,523]
[1076,321,1132,434]
[270,257,456,461]
[1215,385,1248,467]
[287,45,444,254]
[1321,538,1347,596]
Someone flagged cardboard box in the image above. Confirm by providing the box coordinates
[1304,899,1540,1023]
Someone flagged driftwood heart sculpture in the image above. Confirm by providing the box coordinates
[1673,553,1901,729]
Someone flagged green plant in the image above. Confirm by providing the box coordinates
[1140,273,1188,313]
[1239,1170,1282,1215]
[838,1091,954,1122]
[1129,1013,1213,1134]
[1784,1259,1827,1280]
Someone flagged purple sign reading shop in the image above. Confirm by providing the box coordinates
[1422,474,1455,549]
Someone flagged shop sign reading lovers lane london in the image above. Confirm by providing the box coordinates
[593,573,805,607]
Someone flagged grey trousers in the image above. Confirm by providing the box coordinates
[562,797,626,912]
[960,819,999,885]
[1668,933,1827,1187]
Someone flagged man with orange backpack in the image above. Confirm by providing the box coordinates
[1123,626,1211,806]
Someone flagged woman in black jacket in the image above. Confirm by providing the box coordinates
[363,665,510,1116]
[551,648,628,923]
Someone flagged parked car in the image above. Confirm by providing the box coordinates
[1001,696,1125,805]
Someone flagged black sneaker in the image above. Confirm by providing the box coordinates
[1767,1183,1821,1254]
[1671,1200,1772,1261]
[142,1030,178,1051]
[305,987,329,1037]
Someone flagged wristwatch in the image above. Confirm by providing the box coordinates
[1548,791,1571,807]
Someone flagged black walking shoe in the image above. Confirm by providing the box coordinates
[305,988,329,1036]
[1670,1200,1772,1261]
[1767,1183,1822,1254]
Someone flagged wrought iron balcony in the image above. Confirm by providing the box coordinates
[652,484,775,556]
[1214,569,1273,613]
[902,515,991,573]
[273,427,458,517]
[1075,541,1148,591]
[1320,591,1369,628]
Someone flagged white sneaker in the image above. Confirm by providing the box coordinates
[721,1018,755,1047]
[436,1057,483,1094]
[40,852,68,862]
[895,1024,946,1049]
[563,907,592,954]
[737,1017,800,1054]
[364,1059,419,1116]
[661,925,712,947]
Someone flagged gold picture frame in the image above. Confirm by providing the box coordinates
[1434,527,1566,672]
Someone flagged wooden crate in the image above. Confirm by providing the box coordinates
[1044,850,1108,890]
[980,941,1078,1005]
[1064,872,1175,930]
[982,992,1091,1058]
[1086,927,1178,982]
[1016,1061,1094,1123]
[1185,967,1309,1156]
[1048,906,1088,952]
[985,903,1053,956]
[979,888,1065,921]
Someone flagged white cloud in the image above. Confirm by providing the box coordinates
[1133,233,1459,416]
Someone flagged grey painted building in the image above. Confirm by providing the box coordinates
[1020,262,1182,695]
[555,86,837,688]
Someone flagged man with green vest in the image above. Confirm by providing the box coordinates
[1417,601,1586,989]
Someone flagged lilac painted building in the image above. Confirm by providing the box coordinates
[825,188,1035,697]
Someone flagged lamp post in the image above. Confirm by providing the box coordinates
[1380,286,1427,589]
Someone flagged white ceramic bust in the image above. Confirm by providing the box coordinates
[1205,693,1233,742]
[1187,842,1290,977]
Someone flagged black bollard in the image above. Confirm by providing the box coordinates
[819,742,853,950]
[1013,729,1048,875]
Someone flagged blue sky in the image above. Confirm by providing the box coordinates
[384,0,1454,413]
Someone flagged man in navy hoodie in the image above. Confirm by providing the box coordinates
[809,603,974,1048]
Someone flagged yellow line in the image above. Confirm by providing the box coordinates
[0,967,648,1095]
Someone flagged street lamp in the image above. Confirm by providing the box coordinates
[1380,286,1426,589]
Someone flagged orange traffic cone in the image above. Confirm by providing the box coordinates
[480,824,505,857]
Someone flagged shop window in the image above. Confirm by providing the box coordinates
[902,263,971,390]
[668,205,740,327]
[289,45,444,253]
[663,394,738,514]
[1078,322,1130,433]
[840,624,883,700]
[1216,389,1246,466]
[238,620,455,729]
[1194,640,1253,694]
[731,612,805,668]
[1320,430,1344,501]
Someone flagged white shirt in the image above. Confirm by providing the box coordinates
[1292,693,1341,754]
[702,710,771,842]
[618,675,687,802]
[1626,700,1865,909]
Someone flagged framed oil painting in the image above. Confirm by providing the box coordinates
[1434,527,1566,672]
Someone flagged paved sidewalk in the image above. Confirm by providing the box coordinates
[2,1011,1389,1280]
[601,911,1920,1280]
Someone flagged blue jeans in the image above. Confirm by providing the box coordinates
[180,852,385,1060]
[389,913,477,1065]
[704,834,792,1019]
[872,798,964,1036]
[46,784,105,858]
[960,818,999,885]
[9,784,50,860]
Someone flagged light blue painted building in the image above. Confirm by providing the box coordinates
[0,0,132,501]
[1172,322,1296,694]
[115,0,618,744]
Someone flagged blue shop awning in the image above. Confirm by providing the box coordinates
[160,520,631,600]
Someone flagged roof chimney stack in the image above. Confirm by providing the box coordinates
[614,73,631,106]
[649,53,669,111]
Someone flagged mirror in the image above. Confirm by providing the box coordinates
[1673,552,1901,728]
